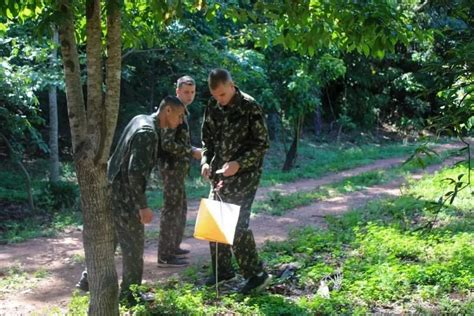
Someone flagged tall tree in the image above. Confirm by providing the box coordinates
[49,28,60,183]
[55,0,122,313]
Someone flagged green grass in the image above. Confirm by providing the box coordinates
[254,148,459,215]
[0,210,82,244]
[65,161,473,314]
[260,140,425,187]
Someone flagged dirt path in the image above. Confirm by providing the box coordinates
[0,144,465,315]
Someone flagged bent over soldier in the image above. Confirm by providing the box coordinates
[76,96,185,304]
[201,69,272,294]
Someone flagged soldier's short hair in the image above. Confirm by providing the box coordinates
[208,68,233,90]
[158,95,184,111]
[177,75,195,88]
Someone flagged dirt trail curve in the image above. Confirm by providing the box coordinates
[0,142,466,314]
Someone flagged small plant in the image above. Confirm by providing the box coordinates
[71,253,85,264]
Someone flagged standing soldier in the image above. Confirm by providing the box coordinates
[76,96,185,304]
[157,76,202,267]
[201,69,272,294]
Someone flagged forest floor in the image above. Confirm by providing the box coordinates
[0,142,465,315]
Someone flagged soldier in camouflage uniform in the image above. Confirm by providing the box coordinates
[157,76,202,267]
[76,96,185,303]
[201,69,272,294]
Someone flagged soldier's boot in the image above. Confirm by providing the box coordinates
[157,255,188,268]
[75,270,89,292]
[205,271,236,286]
[174,247,190,258]
[239,271,272,295]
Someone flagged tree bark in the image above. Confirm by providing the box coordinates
[282,115,303,171]
[78,161,118,316]
[95,0,121,165]
[313,105,322,136]
[57,0,120,314]
[267,111,278,141]
[49,29,60,183]
[85,0,104,148]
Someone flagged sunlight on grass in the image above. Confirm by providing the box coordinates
[0,264,48,299]
[62,160,474,315]
[254,150,460,216]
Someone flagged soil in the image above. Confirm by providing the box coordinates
[0,143,466,315]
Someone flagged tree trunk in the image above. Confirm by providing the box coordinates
[49,29,60,183]
[282,133,298,171]
[313,105,322,136]
[266,111,277,141]
[282,115,303,171]
[326,88,337,122]
[77,160,118,315]
[57,0,121,314]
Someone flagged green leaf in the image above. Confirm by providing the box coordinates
[6,8,13,19]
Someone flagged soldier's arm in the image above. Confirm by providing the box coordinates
[160,127,193,158]
[200,104,215,167]
[234,104,269,172]
[127,130,156,211]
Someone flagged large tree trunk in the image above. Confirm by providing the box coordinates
[57,0,121,314]
[49,29,60,183]
[77,160,118,315]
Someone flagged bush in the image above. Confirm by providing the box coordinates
[36,180,79,212]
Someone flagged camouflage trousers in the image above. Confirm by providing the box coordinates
[111,181,145,298]
[208,174,264,279]
[158,168,187,260]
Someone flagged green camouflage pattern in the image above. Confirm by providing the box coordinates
[201,87,269,279]
[157,114,194,259]
[108,113,160,211]
[107,113,161,297]
[111,182,145,299]
[157,168,187,259]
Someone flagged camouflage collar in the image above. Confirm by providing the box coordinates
[151,112,160,130]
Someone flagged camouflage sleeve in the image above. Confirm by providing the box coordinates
[160,127,193,157]
[128,130,156,210]
[235,103,269,172]
[201,103,215,166]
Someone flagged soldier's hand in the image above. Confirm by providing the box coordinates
[201,163,210,180]
[192,147,202,160]
[221,161,240,177]
[139,207,153,224]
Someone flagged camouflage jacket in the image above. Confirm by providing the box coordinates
[107,113,161,211]
[201,87,269,181]
[159,109,193,172]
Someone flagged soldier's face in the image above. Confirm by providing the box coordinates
[176,84,196,106]
[210,82,235,106]
[166,106,185,129]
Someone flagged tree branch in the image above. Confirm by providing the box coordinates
[95,0,122,165]
[56,0,87,153]
[85,0,104,146]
